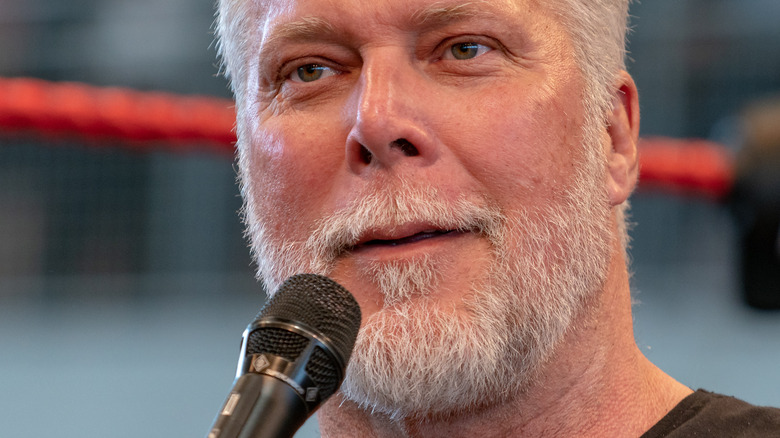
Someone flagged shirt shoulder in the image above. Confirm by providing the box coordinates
[641,390,780,438]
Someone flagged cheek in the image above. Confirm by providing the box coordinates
[447,81,584,205]
[244,118,344,239]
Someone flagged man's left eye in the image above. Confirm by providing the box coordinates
[447,42,491,60]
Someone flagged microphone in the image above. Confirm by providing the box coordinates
[207,274,362,438]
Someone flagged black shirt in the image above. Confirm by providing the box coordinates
[642,390,780,437]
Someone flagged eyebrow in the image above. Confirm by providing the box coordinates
[263,16,339,48]
[411,1,488,27]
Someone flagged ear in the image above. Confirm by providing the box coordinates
[606,70,640,206]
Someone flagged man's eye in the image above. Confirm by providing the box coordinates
[289,64,337,83]
[447,42,491,60]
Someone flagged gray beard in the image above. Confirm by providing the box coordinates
[246,150,612,420]
[338,190,611,420]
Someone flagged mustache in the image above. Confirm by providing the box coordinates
[304,181,505,266]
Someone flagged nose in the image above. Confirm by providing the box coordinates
[345,51,438,172]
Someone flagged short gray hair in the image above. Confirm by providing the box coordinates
[214,0,255,102]
[551,0,632,122]
[547,0,634,251]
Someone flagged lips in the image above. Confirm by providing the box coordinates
[362,229,456,247]
[351,225,460,251]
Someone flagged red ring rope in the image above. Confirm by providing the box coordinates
[0,76,236,153]
[638,137,733,200]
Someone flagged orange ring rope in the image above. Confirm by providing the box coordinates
[0,76,734,200]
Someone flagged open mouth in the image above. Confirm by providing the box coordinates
[360,229,458,248]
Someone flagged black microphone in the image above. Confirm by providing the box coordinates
[207,274,362,438]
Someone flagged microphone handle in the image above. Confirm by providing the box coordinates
[207,373,309,438]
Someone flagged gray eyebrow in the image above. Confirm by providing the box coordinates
[411,1,484,26]
[262,16,339,49]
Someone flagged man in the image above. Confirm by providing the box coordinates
[214,0,780,436]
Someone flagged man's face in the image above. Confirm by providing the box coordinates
[239,0,612,418]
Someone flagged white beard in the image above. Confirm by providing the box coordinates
[244,141,612,420]
[339,187,611,420]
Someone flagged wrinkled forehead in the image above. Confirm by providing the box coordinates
[252,0,556,35]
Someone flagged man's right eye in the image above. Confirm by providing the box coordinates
[289,64,338,83]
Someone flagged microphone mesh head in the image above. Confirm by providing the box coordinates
[253,274,362,368]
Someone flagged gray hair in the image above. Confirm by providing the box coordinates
[546,0,634,251]
[551,0,632,118]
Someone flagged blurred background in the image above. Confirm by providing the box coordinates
[1,0,779,436]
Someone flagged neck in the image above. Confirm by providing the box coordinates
[318,243,691,438]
